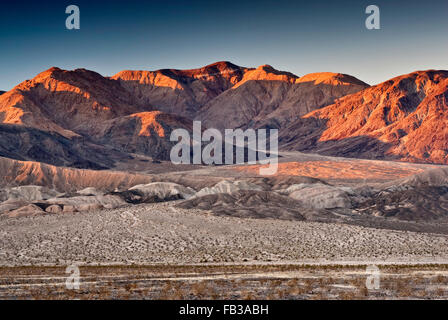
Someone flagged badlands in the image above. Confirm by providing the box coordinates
[1,152,448,299]
[1,151,448,267]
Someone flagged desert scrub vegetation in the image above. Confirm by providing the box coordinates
[1,264,448,299]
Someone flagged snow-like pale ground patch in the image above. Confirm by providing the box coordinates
[1,202,448,267]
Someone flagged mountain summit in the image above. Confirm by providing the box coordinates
[111,61,251,118]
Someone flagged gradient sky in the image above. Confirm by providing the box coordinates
[0,0,447,90]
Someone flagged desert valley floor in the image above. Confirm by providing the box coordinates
[1,152,448,298]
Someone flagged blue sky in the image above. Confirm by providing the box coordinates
[0,0,447,90]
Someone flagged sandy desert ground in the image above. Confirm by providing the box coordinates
[1,152,448,299]
[2,201,448,266]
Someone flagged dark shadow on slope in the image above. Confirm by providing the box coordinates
[109,189,183,204]
[177,190,308,221]
[20,88,147,136]
[354,185,448,220]
[279,117,397,161]
[0,124,129,169]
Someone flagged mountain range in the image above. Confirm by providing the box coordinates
[0,61,447,168]
[280,70,448,164]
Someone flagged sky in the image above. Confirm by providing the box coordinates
[0,0,447,90]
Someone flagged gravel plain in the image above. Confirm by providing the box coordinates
[1,202,448,267]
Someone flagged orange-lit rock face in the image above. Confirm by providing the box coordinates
[113,61,249,90]
[305,71,448,141]
[0,156,154,192]
[112,70,184,90]
[85,110,194,161]
[295,72,369,87]
[233,160,426,182]
[282,70,448,164]
[232,64,298,88]
[132,111,165,137]
[0,93,26,124]
[0,89,80,139]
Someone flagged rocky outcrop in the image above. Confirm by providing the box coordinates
[46,194,126,210]
[128,182,196,201]
[5,185,61,201]
[0,199,29,214]
[6,204,45,218]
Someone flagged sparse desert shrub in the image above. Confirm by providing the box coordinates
[435,288,446,298]
[338,290,357,300]
[241,290,255,300]
[435,275,446,284]
[303,279,314,294]
[359,285,369,298]
[157,282,174,300]
[190,281,208,298]
[286,278,299,289]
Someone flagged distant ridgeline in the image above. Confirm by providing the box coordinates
[1,63,447,168]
